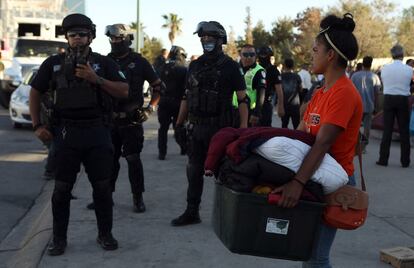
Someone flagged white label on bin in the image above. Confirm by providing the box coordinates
[266,218,289,235]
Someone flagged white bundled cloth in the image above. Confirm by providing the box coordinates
[254,137,348,194]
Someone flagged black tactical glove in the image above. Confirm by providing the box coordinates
[174,124,187,149]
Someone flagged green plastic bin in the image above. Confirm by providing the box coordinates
[212,183,325,261]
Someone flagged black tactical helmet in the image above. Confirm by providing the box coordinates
[105,24,134,41]
[169,45,187,60]
[62,13,96,38]
[257,46,273,58]
[193,21,227,44]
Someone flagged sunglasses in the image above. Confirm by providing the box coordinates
[67,31,90,38]
[242,52,256,58]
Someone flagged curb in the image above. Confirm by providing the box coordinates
[0,181,53,268]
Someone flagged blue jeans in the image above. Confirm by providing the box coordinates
[302,174,356,268]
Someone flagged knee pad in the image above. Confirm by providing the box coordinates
[125,153,140,164]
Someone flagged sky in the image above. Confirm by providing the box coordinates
[85,0,413,58]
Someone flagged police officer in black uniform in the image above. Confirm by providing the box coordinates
[171,21,249,226]
[86,24,161,213]
[29,14,128,255]
[256,46,284,126]
[157,45,188,160]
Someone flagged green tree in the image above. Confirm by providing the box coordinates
[161,13,183,46]
[252,20,271,49]
[396,6,414,56]
[270,17,295,64]
[294,7,322,65]
[328,0,394,58]
[244,7,254,45]
[224,26,239,60]
[140,36,164,64]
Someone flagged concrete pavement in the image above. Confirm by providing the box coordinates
[3,113,414,268]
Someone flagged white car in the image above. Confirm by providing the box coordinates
[9,66,39,128]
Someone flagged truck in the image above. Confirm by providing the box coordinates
[0,18,67,108]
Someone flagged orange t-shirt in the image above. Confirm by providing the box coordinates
[303,75,363,175]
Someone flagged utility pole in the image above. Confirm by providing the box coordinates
[136,0,140,52]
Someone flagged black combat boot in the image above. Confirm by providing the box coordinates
[47,237,67,256]
[171,207,201,226]
[158,153,166,160]
[133,193,146,213]
[97,232,118,250]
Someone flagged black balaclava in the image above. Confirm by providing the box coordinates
[258,56,271,68]
[111,39,131,57]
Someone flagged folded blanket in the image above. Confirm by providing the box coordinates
[254,137,348,194]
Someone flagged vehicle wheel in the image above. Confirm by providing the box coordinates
[13,122,23,129]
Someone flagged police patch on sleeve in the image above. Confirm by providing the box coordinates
[118,71,126,79]
[239,67,244,76]
[261,70,266,78]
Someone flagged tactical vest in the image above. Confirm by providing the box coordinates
[187,55,232,118]
[112,52,144,112]
[232,64,264,109]
[50,52,112,120]
[159,60,181,99]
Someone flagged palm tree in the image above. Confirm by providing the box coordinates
[161,13,182,46]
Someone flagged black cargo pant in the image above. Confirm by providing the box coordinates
[281,104,300,129]
[157,98,185,156]
[259,98,274,126]
[186,123,220,209]
[379,95,411,166]
[111,123,144,195]
[52,123,114,240]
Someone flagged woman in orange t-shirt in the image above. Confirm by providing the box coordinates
[272,13,363,268]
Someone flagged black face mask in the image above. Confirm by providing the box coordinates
[111,41,130,57]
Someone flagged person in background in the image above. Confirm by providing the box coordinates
[153,48,168,75]
[376,44,412,168]
[157,46,188,160]
[406,59,414,94]
[273,13,362,268]
[281,58,302,129]
[351,56,381,149]
[298,63,312,104]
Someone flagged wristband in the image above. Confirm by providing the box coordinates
[292,177,306,187]
[33,123,42,131]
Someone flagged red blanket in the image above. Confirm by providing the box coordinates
[204,127,315,172]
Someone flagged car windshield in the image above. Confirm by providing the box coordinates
[14,39,67,57]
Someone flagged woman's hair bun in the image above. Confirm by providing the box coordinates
[320,13,355,33]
